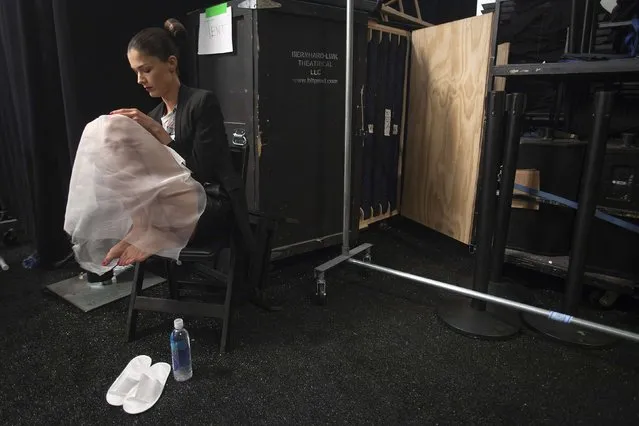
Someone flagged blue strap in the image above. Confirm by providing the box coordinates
[513,183,639,235]
[623,17,639,57]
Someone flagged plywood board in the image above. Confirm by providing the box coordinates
[494,42,510,91]
[401,13,494,244]
[512,169,540,210]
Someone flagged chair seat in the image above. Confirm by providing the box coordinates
[179,239,228,261]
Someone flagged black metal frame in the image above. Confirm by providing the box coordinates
[437,91,526,339]
[493,59,639,78]
[468,0,639,347]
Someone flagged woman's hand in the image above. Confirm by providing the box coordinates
[110,108,172,145]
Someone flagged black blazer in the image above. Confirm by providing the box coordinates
[148,84,255,252]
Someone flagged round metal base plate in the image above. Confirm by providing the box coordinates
[438,299,520,340]
[523,312,618,348]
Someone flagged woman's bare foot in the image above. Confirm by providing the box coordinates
[118,245,152,266]
[103,240,131,266]
[102,223,179,266]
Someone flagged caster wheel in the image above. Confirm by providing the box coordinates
[315,278,327,306]
[315,291,327,306]
[3,229,18,247]
[359,251,372,279]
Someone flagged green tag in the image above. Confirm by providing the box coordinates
[205,3,227,18]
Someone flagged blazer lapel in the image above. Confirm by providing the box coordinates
[148,102,164,123]
[175,84,189,144]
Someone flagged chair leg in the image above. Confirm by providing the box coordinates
[126,262,146,341]
[165,260,178,299]
[219,245,237,354]
[248,219,281,312]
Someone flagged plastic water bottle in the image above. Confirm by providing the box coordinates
[170,318,193,381]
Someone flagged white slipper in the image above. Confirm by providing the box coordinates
[106,355,152,406]
[122,362,171,415]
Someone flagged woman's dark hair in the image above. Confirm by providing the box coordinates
[127,18,187,62]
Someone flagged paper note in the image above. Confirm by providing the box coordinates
[198,3,233,55]
[600,0,616,13]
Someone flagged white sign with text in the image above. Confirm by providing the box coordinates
[198,7,233,55]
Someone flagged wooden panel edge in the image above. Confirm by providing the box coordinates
[368,20,411,38]
[463,35,511,244]
[396,32,411,213]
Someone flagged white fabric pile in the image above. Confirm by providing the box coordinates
[64,114,205,274]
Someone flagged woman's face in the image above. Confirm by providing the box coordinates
[127,48,177,98]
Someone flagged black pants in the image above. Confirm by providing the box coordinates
[190,192,232,246]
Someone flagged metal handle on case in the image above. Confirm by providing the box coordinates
[232,129,247,146]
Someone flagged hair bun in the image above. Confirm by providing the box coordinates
[164,18,186,39]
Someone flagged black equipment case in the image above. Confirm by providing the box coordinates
[192,0,371,259]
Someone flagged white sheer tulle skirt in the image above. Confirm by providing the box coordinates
[64,114,206,275]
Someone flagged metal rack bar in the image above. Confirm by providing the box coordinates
[493,59,639,78]
[349,258,639,343]
[341,0,354,255]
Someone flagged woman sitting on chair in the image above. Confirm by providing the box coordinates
[64,18,253,275]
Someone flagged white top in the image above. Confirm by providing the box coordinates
[161,106,186,167]
[161,106,177,141]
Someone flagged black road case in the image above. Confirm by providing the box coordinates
[194,0,369,259]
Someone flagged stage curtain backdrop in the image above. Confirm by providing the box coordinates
[0,0,208,266]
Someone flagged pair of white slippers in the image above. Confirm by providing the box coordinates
[106,355,172,414]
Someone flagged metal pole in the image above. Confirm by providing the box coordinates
[485,0,502,94]
[350,258,639,344]
[471,91,506,311]
[568,0,578,53]
[522,91,616,348]
[342,0,354,255]
[437,92,519,340]
[580,0,595,54]
[490,93,526,282]
[563,91,614,313]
